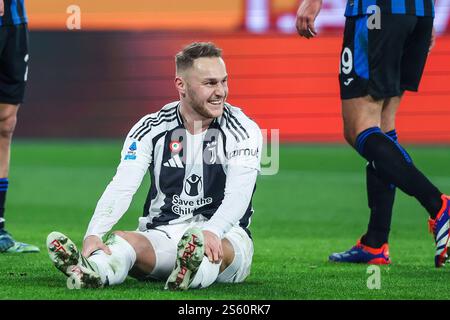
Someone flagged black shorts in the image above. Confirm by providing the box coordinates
[339,15,433,100]
[0,24,29,105]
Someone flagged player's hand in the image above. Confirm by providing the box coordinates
[82,235,112,257]
[0,0,4,17]
[203,230,223,264]
[429,27,436,53]
[296,0,323,39]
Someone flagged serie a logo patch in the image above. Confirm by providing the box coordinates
[124,141,137,160]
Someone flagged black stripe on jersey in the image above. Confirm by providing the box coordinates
[143,131,167,218]
[380,0,392,14]
[222,113,241,143]
[406,0,416,15]
[143,162,156,218]
[136,115,178,141]
[130,108,177,139]
[2,2,12,25]
[17,1,25,22]
[150,131,167,173]
[197,124,227,219]
[176,106,183,126]
[144,129,185,226]
[223,112,246,141]
[217,126,228,160]
[130,106,177,139]
[152,128,187,225]
[223,107,250,140]
[239,185,257,239]
[423,0,433,16]
[357,0,363,15]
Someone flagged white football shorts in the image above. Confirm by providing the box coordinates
[135,216,254,283]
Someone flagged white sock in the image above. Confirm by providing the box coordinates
[189,256,220,289]
[88,234,136,286]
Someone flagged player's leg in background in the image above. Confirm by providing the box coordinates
[361,96,401,248]
[342,94,443,223]
[0,24,39,253]
[342,93,449,266]
[0,104,18,251]
[0,104,38,253]
[330,96,392,264]
[333,15,450,266]
[352,16,450,267]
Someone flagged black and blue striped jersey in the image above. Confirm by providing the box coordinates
[0,0,27,26]
[345,0,435,17]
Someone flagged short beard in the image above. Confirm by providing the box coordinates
[186,85,217,119]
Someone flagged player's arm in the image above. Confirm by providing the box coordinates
[202,167,258,263]
[82,117,153,257]
[296,0,323,39]
[0,0,4,16]
[202,124,263,263]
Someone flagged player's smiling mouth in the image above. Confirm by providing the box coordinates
[208,99,223,105]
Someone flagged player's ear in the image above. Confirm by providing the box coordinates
[175,76,186,97]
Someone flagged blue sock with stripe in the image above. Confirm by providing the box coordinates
[0,178,8,230]
[363,130,398,248]
[355,127,442,219]
[385,129,398,141]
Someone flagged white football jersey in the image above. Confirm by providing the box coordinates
[85,101,262,239]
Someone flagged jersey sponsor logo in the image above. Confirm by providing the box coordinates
[163,154,184,168]
[124,141,137,160]
[227,147,259,159]
[184,174,202,197]
[171,194,213,215]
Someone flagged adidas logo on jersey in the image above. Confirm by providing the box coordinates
[163,154,184,168]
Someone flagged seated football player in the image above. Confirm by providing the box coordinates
[46,42,263,290]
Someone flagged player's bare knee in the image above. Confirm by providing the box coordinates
[343,126,357,146]
[112,231,140,251]
[220,238,235,272]
[112,230,126,238]
[113,231,155,272]
[380,106,398,132]
[0,115,17,140]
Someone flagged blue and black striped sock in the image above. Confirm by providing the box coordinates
[363,130,398,248]
[0,178,8,230]
[355,127,442,219]
[385,129,398,142]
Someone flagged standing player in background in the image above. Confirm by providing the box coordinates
[296,0,450,267]
[0,0,39,253]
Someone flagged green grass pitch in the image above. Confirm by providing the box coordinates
[1,140,450,300]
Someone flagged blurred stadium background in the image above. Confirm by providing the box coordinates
[19,0,450,143]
